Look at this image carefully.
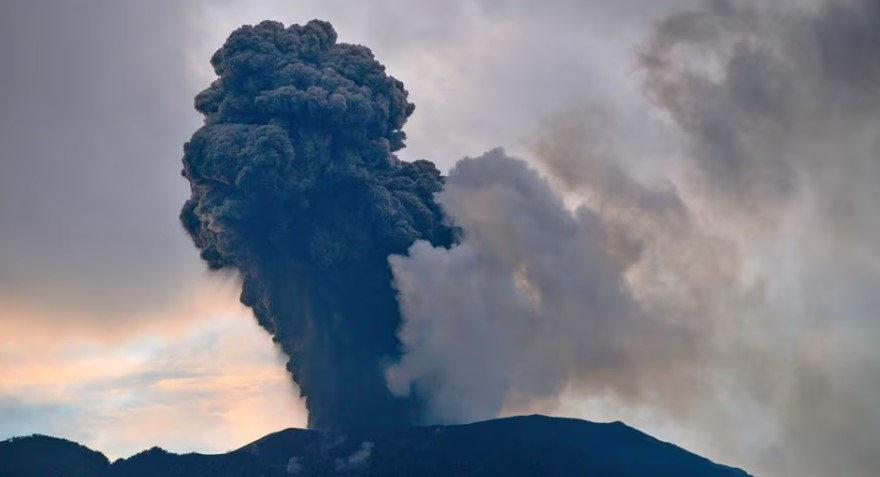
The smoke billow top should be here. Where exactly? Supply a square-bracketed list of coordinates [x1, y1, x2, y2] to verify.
[180, 20, 452, 429]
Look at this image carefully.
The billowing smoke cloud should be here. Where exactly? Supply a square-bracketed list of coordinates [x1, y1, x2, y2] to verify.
[387, 1, 880, 476]
[638, 1, 880, 475]
[180, 20, 453, 429]
[178, 6, 879, 475]
[385, 147, 721, 422]
[334, 441, 374, 472]
[387, 149, 699, 422]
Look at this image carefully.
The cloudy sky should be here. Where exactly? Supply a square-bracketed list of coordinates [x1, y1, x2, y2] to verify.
[1, 1, 878, 476]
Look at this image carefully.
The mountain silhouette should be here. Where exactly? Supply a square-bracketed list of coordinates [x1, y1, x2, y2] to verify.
[1, 415, 751, 476]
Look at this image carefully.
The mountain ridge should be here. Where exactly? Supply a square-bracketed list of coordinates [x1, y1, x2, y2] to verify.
[1, 415, 752, 476]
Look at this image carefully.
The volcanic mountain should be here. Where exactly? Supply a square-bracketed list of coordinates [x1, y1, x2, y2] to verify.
[1, 415, 751, 476]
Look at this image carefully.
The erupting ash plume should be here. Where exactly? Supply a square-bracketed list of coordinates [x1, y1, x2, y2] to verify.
[179, 5, 879, 474]
[180, 20, 453, 429]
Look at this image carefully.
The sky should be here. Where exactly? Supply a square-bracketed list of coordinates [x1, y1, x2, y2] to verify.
[1, 1, 878, 476]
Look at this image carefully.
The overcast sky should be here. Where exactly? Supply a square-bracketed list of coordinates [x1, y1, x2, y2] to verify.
[1, 1, 878, 476]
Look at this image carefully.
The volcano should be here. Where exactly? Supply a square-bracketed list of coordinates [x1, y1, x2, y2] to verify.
[1, 415, 750, 476]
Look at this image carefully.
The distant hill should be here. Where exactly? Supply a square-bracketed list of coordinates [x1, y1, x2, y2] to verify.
[1, 415, 752, 476]
[0, 434, 109, 477]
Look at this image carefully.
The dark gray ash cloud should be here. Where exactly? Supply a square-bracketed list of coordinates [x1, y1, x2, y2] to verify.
[179, 19, 454, 429]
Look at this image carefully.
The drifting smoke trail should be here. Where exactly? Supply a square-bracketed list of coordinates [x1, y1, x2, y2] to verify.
[387, 1, 880, 476]
[180, 20, 453, 429]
